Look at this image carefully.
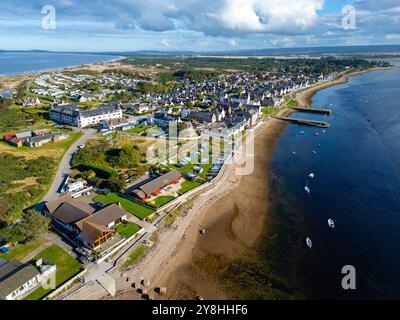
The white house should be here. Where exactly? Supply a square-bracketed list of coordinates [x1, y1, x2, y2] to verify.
[0, 259, 56, 300]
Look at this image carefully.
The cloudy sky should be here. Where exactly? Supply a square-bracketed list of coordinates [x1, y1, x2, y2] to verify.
[0, 0, 399, 52]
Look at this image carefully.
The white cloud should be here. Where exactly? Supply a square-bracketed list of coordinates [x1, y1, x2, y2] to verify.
[216, 0, 324, 34]
[161, 39, 171, 47]
[228, 39, 238, 47]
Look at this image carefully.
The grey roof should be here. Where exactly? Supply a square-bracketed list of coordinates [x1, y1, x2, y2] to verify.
[50, 104, 81, 117]
[0, 260, 40, 298]
[140, 170, 182, 196]
[80, 105, 121, 118]
[45, 195, 95, 215]
[15, 131, 32, 139]
[190, 111, 215, 122]
[30, 133, 65, 144]
[52, 202, 92, 225]
[75, 203, 127, 231]
[0, 259, 7, 268]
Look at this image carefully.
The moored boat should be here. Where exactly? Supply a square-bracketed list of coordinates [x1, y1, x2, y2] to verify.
[306, 237, 312, 248]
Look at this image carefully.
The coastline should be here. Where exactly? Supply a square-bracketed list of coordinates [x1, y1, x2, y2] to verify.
[296, 66, 397, 107]
[107, 116, 290, 300]
[105, 65, 396, 301]
[0, 55, 125, 92]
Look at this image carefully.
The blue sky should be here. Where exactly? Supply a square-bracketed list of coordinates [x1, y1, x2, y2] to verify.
[0, 0, 399, 52]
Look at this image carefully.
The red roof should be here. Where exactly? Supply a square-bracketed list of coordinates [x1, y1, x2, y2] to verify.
[3, 133, 16, 140]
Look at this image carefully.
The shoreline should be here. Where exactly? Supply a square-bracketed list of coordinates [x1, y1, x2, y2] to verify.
[105, 65, 395, 300]
[106, 117, 288, 300]
[296, 66, 397, 107]
[0, 54, 124, 79]
[0, 55, 126, 92]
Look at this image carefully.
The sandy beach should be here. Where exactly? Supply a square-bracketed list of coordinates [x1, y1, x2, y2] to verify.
[0, 57, 163, 92]
[104, 66, 398, 301]
[296, 66, 397, 108]
[105, 114, 290, 300]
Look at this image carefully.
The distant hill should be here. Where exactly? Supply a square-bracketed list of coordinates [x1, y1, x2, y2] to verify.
[1, 45, 400, 57]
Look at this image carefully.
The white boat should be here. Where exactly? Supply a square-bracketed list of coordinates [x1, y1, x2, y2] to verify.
[328, 219, 335, 228]
[322, 130, 326, 134]
[312, 150, 317, 154]
[315, 132, 320, 136]
[292, 151, 297, 155]
[309, 173, 315, 178]
[300, 131, 305, 135]
[306, 237, 312, 248]
[304, 185, 310, 194]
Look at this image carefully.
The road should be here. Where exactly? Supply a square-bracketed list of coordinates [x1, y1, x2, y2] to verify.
[43, 128, 97, 202]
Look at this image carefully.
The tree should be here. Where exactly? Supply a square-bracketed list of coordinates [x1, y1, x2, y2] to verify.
[106, 175, 126, 192]
[17, 209, 50, 241]
[0, 227, 24, 244]
[82, 170, 96, 180]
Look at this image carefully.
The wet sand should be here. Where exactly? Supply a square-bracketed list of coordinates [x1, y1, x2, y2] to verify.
[156, 122, 285, 299]
[109, 117, 288, 300]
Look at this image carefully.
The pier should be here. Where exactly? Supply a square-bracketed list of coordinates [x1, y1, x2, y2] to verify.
[287, 106, 332, 115]
[275, 116, 331, 128]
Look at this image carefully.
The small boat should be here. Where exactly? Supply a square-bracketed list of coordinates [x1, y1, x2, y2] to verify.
[292, 151, 297, 156]
[315, 132, 320, 136]
[306, 237, 312, 248]
[328, 219, 335, 228]
[300, 131, 305, 135]
[309, 173, 315, 178]
[322, 130, 326, 134]
[312, 150, 317, 154]
[304, 185, 310, 194]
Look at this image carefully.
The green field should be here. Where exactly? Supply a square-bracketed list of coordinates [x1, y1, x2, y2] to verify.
[93, 193, 154, 219]
[124, 125, 151, 134]
[24, 244, 83, 300]
[0, 238, 45, 261]
[287, 99, 299, 107]
[116, 223, 141, 238]
[147, 195, 175, 208]
[178, 179, 201, 194]
[261, 106, 277, 116]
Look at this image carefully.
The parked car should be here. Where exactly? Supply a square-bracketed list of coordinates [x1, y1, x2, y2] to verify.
[94, 202, 105, 209]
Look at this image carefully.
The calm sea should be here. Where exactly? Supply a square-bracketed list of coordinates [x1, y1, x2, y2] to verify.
[0, 52, 121, 76]
[268, 61, 400, 299]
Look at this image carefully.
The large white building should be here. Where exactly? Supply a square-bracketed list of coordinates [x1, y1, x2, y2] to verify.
[49, 104, 123, 128]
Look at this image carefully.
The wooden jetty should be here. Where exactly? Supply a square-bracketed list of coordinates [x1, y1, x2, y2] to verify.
[288, 106, 332, 115]
[275, 116, 331, 128]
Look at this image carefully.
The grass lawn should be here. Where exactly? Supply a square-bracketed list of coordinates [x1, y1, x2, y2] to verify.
[124, 126, 149, 134]
[121, 245, 148, 270]
[261, 106, 277, 116]
[178, 179, 201, 194]
[287, 99, 299, 107]
[93, 193, 154, 219]
[147, 195, 175, 208]
[24, 244, 83, 300]
[0, 237, 45, 261]
[116, 223, 141, 238]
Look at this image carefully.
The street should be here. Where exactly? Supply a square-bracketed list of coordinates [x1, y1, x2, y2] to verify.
[43, 128, 97, 202]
